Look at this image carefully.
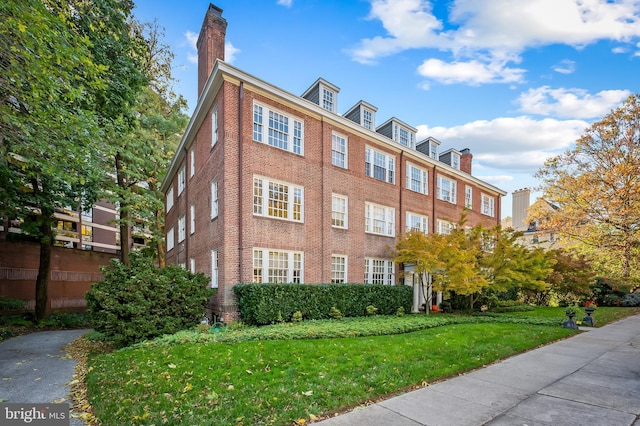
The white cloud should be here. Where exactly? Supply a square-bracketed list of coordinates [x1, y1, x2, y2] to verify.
[552, 59, 576, 74]
[516, 87, 630, 118]
[475, 175, 514, 186]
[416, 116, 588, 173]
[277, 0, 293, 6]
[417, 58, 525, 85]
[184, 31, 241, 65]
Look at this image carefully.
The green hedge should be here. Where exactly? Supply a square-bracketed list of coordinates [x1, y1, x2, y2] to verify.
[233, 283, 412, 325]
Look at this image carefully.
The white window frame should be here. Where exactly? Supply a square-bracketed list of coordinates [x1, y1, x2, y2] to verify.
[178, 165, 186, 195]
[465, 186, 473, 209]
[322, 86, 336, 113]
[331, 193, 348, 229]
[394, 124, 415, 149]
[190, 203, 195, 234]
[331, 132, 348, 168]
[253, 176, 304, 223]
[166, 186, 174, 213]
[211, 250, 218, 288]
[406, 163, 428, 195]
[365, 202, 395, 237]
[437, 219, 455, 235]
[437, 175, 457, 204]
[211, 105, 218, 147]
[253, 102, 304, 156]
[364, 258, 394, 285]
[253, 248, 303, 284]
[211, 180, 218, 219]
[365, 147, 395, 184]
[451, 152, 461, 170]
[190, 258, 196, 274]
[406, 212, 429, 234]
[166, 226, 174, 251]
[190, 149, 195, 177]
[362, 108, 374, 130]
[481, 193, 495, 217]
[331, 255, 348, 283]
[178, 215, 186, 242]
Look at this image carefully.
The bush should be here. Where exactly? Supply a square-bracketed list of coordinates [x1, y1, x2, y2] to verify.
[366, 305, 378, 316]
[621, 292, 640, 307]
[593, 277, 632, 306]
[0, 297, 28, 310]
[233, 283, 412, 325]
[86, 253, 212, 347]
[291, 311, 303, 322]
[329, 306, 343, 320]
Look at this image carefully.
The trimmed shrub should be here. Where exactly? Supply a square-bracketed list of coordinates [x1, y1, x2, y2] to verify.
[86, 253, 212, 347]
[621, 292, 640, 307]
[291, 311, 303, 322]
[233, 283, 412, 325]
[366, 305, 378, 316]
[329, 306, 343, 320]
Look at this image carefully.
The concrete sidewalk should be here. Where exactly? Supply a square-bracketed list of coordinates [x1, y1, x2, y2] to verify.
[0, 329, 90, 425]
[317, 314, 640, 426]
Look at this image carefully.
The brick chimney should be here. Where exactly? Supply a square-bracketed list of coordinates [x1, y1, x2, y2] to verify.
[460, 148, 472, 174]
[197, 4, 227, 97]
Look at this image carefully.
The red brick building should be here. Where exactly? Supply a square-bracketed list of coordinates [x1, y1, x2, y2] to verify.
[161, 4, 506, 321]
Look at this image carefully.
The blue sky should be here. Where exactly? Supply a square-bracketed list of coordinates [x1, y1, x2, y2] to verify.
[133, 0, 640, 218]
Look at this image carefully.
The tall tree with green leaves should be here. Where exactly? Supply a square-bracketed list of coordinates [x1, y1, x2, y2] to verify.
[0, 0, 106, 320]
[532, 94, 640, 281]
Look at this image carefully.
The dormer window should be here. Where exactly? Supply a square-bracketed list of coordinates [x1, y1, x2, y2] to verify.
[343, 100, 378, 130]
[429, 141, 438, 159]
[322, 87, 335, 113]
[302, 78, 340, 114]
[376, 117, 417, 150]
[451, 152, 460, 170]
[362, 108, 374, 130]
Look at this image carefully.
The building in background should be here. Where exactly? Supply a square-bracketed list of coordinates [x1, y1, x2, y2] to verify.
[161, 4, 507, 321]
[508, 188, 559, 248]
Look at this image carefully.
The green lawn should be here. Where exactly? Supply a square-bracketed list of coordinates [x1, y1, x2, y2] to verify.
[496, 306, 640, 325]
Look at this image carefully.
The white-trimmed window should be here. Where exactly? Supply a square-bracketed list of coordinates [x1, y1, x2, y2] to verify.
[331, 194, 348, 229]
[331, 255, 347, 283]
[365, 202, 395, 237]
[253, 248, 303, 283]
[406, 212, 429, 234]
[331, 133, 347, 168]
[166, 226, 174, 251]
[362, 108, 374, 130]
[212, 106, 218, 147]
[364, 258, 394, 285]
[437, 219, 455, 235]
[451, 152, 461, 170]
[190, 258, 196, 274]
[465, 186, 473, 209]
[365, 147, 395, 184]
[178, 215, 186, 242]
[166, 186, 174, 212]
[437, 176, 457, 204]
[429, 141, 438, 159]
[395, 125, 415, 149]
[407, 164, 428, 195]
[211, 250, 218, 288]
[322, 87, 335, 113]
[253, 176, 303, 222]
[253, 103, 303, 155]
[481, 193, 495, 217]
[211, 180, 218, 219]
[190, 149, 195, 177]
[190, 204, 195, 234]
[178, 165, 186, 195]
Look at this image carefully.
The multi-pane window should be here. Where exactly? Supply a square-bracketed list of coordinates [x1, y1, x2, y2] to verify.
[211, 180, 218, 219]
[211, 250, 218, 288]
[395, 125, 415, 149]
[331, 255, 347, 283]
[331, 133, 347, 168]
[365, 202, 395, 237]
[481, 193, 495, 217]
[364, 258, 394, 285]
[253, 103, 303, 155]
[178, 165, 186, 195]
[190, 258, 196, 274]
[166, 227, 174, 251]
[212, 106, 218, 147]
[253, 176, 303, 222]
[190, 149, 195, 177]
[407, 164, 428, 195]
[465, 186, 473, 209]
[178, 215, 186, 242]
[166, 186, 174, 212]
[253, 249, 303, 283]
[365, 147, 395, 184]
[190, 204, 195, 234]
[451, 152, 461, 170]
[437, 176, 457, 204]
[331, 194, 348, 228]
[437, 219, 455, 235]
[322, 87, 335, 112]
[429, 141, 438, 159]
[362, 109, 373, 130]
[406, 212, 429, 234]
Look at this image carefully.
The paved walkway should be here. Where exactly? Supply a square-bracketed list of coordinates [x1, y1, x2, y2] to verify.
[317, 314, 640, 426]
[0, 329, 89, 425]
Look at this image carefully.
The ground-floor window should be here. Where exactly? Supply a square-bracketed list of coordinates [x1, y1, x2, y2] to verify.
[253, 248, 303, 283]
[364, 258, 394, 285]
[331, 255, 347, 283]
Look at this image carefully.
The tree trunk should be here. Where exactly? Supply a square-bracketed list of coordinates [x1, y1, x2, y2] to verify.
[115, 152, 131, 265]
[35, 212, 54, 322]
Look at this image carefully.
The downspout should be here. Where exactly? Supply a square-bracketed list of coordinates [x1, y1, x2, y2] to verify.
[320, 120, 325, 283]
[399, 150, 404, 233]
[183, 147, 189, 266]
[238, 82, 244, 279]
[431, 164, 437, 234]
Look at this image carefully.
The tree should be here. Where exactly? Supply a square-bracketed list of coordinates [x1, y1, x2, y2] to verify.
[532, 94, 640, 280]
[531, 249, 595, 305]
[0, 0, 107, 320]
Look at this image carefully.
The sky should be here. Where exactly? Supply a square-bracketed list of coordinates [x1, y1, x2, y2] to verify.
[133, 0, 640, 219]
